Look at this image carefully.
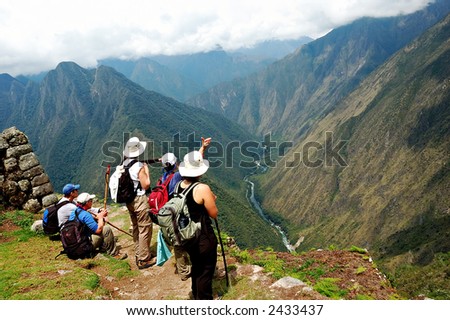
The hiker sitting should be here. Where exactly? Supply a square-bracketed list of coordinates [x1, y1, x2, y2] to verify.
[57, 183, 81, 228]
[68, 192, 127, 259]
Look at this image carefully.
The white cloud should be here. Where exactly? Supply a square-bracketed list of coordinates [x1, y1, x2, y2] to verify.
[0, 0, 433, 76]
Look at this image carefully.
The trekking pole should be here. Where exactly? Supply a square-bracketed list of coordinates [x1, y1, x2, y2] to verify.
[106, 220, 133, 237]
[103, 164, 133, 238]
[214, 218, 230, 287]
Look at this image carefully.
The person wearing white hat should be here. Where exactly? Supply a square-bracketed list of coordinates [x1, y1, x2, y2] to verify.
[64, 193, 127, 259]
[156, 137, 212, 280]
[123, 137, 154, 269]
[160, 137, 211, 197]
[177, 150, 218, 300]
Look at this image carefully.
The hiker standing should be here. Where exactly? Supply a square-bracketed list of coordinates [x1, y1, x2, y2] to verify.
[57, 183, 80, 227]
[123, 137, 154, 269]
[157, 137, 212, 280]
[69, 192, 127, 259]
[157, 152, 190, 280]
[178, 150, 218, 300]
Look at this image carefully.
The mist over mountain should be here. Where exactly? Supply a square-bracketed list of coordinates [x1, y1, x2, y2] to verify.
[187, 0, 450, 140]
[229, 37, 313, 59]
[98, 38, 312, 102]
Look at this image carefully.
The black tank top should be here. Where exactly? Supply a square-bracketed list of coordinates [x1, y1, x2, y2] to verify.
[177, 182, 213, 232]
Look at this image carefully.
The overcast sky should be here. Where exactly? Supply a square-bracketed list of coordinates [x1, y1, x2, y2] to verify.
[0, 0, 433, 76]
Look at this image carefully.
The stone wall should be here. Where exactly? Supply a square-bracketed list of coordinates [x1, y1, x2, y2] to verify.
[0, 127, 58, 213]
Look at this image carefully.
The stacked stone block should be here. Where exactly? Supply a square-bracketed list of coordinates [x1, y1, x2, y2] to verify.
[0, 127, 58, 213]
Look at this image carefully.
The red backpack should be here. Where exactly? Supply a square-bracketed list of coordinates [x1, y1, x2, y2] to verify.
[148, 173, 174, 220]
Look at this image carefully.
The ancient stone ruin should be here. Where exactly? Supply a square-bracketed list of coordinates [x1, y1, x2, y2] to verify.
[0, 127, 58, 213]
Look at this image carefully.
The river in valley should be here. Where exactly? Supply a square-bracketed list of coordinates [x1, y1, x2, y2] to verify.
[244, 168, 295, 252]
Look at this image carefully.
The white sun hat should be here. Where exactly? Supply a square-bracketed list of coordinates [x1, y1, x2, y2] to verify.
[76, 193, 96, 204]
[179, 151, 209, 177]
[161, 152, 177, 167]
[123, 137, 147, 158]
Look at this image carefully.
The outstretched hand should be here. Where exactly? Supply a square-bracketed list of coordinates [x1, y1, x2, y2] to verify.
[199, 137, 212, 156]
[202, 137, 212, 148]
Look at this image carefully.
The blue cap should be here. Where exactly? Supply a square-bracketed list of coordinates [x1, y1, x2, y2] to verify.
[62, 183, 80, 195]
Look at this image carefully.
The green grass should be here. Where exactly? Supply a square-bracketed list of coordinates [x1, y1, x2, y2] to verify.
[355, 266, 367, 274]
[0, 210, 134, 300]
[314, 278, 348, 299]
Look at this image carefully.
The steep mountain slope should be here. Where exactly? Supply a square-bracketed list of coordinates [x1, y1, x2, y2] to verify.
[259, 12, 450, 272]
[188, 0, 450, 140]
[0, 63, 285, 250]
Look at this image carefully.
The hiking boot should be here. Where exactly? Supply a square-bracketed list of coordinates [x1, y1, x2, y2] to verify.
[180, 274, 191, 281]
[137, 257, 156, 269]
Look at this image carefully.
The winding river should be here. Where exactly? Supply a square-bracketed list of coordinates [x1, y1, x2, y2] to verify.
[244, 168, 295, 252]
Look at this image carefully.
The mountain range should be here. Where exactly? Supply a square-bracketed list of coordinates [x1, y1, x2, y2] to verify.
[0, 63, 285, 251]
[1, 0, 449, 298]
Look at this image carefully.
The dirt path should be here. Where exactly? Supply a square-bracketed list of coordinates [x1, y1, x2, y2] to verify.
[101, 207, 192, 299]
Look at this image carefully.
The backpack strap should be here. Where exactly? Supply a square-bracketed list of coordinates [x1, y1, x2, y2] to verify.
[124, 159, 142, 192]
[161, 172, 175, 189]
[173, 181, 199, 198]
[56, 200, 71, 210]
[74, 208, 82, 221]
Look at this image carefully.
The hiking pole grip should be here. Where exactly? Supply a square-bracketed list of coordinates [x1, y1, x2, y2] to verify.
[214, 218, 230, 287]
[104, 165, 111, 210]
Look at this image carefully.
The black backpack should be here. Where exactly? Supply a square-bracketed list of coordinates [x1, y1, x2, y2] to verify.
[42, 200, 70, 235]
[58, 208, 94, 260]
[116, 159, 140, 203]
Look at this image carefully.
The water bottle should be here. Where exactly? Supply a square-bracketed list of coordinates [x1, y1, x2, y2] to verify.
[178, 214, 189, 229]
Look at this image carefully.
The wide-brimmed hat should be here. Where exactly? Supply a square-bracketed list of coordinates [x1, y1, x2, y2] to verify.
[162, 153, 177, 167]
[123, 137, 147, 158]
[62, 183, 80, 196]
[179, 151, 209, 177]
[76, 193, 96, 204]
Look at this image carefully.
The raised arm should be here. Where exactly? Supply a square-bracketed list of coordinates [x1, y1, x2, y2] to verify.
[199, 137, 212, 156]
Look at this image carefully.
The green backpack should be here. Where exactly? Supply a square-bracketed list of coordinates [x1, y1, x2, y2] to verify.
[156, 182, 201, 247]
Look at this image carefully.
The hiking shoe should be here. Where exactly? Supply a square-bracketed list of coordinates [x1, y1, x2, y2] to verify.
[137, 257, 156, 269]
[180, 274, 191, 281]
